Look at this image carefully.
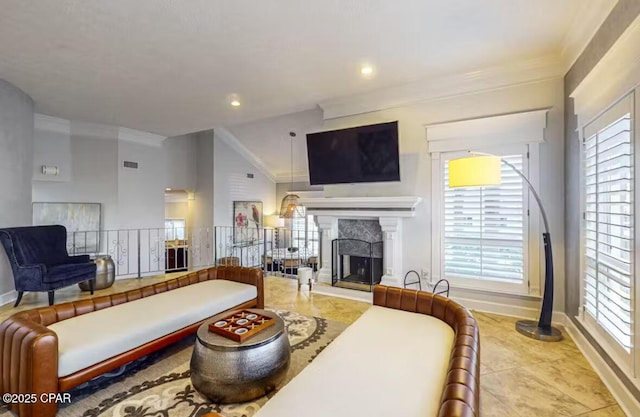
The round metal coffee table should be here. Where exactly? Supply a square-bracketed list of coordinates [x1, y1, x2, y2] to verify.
[190, 309, 290, 403]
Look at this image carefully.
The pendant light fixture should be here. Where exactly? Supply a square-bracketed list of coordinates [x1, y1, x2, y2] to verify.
[279, 131, 304, 218]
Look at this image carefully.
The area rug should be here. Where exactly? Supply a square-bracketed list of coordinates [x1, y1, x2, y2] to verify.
[1, 309, 347, 417]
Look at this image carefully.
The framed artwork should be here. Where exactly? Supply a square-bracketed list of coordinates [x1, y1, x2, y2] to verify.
[32, 202, 102, 253]
[233, 201, 263, 244]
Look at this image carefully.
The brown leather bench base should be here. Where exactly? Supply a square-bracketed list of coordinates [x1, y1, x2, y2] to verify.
[0, 265, 264, 417]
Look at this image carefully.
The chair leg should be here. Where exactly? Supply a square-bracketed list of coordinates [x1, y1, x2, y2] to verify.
[13, 291, 23, 307]
[48, 291, 55, 306]
[88, 279, 94, 295]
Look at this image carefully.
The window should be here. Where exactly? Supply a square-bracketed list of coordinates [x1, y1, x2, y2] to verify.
[291, 207, 319, 253]
[440, 147, 528, 292]
[582, 96, 634, 357]
[165, 219, 186, 240]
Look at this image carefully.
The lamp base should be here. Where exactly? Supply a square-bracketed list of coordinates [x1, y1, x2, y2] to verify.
[515, 320, 563, 342]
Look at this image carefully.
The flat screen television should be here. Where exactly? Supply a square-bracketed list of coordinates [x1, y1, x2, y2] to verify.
[306, 121, 400, 185]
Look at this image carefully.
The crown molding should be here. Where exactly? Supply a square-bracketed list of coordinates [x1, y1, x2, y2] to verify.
[318, 55, 564, 120]
[118, 127, 166, 147]
[300, 196, 423, 218]
[214, 127, 276, 182]
[35, 114, 166, 146]
[34, 114, 71, 134]
[560, 0, 618, 72]
[68, 120, 119, 140]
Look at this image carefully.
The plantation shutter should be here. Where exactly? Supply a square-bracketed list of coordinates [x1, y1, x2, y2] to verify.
[307, 214, 319, 253]
[443, 154, 525, 283]
[583, 107, 633, 352]
[292, 207, 306, 248]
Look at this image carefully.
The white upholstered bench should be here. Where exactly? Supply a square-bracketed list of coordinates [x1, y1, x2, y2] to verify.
[215, 285, 481, 417]
[49, 279, 256, 377]
[255, 305, 454, 417]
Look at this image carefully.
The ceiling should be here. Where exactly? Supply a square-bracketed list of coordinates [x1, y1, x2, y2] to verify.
[0, 0, 605, 140]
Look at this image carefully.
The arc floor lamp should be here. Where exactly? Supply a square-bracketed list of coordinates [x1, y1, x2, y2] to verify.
[448, 152, 562, 342]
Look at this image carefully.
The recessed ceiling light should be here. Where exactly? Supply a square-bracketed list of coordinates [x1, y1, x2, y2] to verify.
[230, 99, 241, 107]
[165, 188, 172, 191]
[360, 65, 374, 76]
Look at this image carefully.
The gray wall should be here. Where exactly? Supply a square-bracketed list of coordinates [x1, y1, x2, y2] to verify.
[32, 124, 71, 182]
[117, 140, 165, 230]
[565, 0, 640, 318]
[0, 79, 34, 296]
[191, 130, 215, 230]
[33, 121, 174, 232]
[564, 0, 640, 398]
[163, 133, 197, 191]
[32, 127, 119, 229]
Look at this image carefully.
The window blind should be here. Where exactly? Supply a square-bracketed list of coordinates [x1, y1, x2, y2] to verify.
[292, 207, 307, 248]
[165, 219, 185, 240]
[291, 208, 318, 252]
[443, 154, 525, 283]
[583, 113, 633, 352]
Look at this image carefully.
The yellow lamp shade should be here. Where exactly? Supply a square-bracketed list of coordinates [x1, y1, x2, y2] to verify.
[448, 155, 502, 188]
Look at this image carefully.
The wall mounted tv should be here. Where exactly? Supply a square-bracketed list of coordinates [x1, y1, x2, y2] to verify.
[306, 121, 400, 185]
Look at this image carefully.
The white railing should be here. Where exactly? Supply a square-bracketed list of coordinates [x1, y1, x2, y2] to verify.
[215, 226, 319, 276]
[67, 226, 320, 279]
[67, 227, 210, 278]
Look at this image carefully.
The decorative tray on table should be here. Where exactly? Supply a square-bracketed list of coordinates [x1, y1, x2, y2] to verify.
[208, 310, 275, 342]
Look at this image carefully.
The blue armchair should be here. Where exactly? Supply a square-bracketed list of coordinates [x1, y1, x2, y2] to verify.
[0, 225, 97, 306]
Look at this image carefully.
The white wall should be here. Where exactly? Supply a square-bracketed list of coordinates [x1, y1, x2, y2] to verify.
[0, 79, 34, 297]
[320, 77, 565, 313]
[214, 131, 277, 227]
[165, 202, 188, 221]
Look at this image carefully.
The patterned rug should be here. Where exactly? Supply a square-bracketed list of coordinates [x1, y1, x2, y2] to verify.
[1, 309, 346, 417]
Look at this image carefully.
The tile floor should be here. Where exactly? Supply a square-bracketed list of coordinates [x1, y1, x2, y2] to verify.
[0, 273, 627, 417]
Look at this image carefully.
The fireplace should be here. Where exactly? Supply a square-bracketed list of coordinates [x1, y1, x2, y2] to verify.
[298, 196, 422, 289]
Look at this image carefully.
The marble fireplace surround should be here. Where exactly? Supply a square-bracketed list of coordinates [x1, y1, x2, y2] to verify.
[299, 196, 422, 287]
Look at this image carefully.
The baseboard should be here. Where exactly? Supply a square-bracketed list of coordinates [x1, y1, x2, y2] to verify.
[452, 294, 566, 326]
[311, 285, 373, 303]
[310, 285, 566, 322]
[115, 271, 160, 280]
[0, 289, 17, 307]
[560, 313, 639, 417]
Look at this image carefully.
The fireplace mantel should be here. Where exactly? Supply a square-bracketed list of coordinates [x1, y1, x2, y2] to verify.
[299, 196, 422, 288]
[299, 196, 422, 218]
